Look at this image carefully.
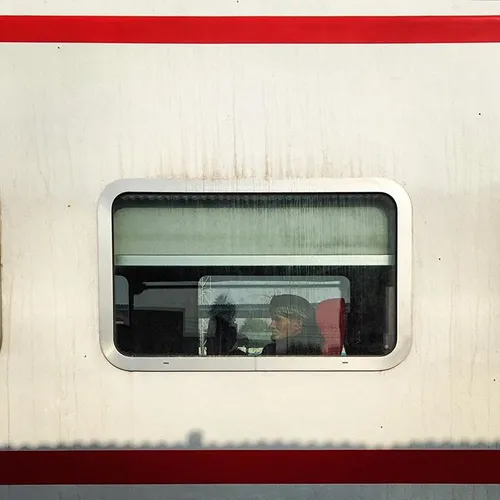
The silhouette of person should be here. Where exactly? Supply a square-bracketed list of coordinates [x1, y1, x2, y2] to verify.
[205, 295, 246, 356]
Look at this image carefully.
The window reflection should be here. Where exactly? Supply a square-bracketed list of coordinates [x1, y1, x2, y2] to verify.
[112, 192, 396, 358]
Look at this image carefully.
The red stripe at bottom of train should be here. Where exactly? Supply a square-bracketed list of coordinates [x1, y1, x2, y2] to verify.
[1, 16, 500, 44]
[0, 449, 499, 485]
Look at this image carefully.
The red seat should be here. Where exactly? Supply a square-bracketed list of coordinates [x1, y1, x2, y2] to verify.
[315, 298, 346, 356]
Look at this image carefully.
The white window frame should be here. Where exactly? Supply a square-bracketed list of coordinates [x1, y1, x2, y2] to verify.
[97, 178, 412, 372]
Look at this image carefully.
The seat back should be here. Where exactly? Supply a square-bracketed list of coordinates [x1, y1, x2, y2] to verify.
[315, 298, 346, 355]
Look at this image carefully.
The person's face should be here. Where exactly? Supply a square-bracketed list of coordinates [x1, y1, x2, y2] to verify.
[270, 314, 303, 340]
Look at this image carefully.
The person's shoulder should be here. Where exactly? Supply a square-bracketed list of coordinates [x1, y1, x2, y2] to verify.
[261, 343, 276, 355]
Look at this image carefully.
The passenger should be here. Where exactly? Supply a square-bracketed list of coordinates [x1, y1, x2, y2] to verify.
[261, 294, 323, 355]
[205, 295, 246, 356]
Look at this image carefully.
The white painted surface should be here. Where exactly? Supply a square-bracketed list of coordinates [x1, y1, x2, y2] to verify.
[1, 0, 500, 16]
[0, 6, 500, 479]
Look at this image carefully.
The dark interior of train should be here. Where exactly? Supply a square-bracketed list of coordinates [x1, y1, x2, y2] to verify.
[114, 265, 395, 357]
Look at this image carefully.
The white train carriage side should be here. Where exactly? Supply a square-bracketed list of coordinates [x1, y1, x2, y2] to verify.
[1, 2, 500, 498]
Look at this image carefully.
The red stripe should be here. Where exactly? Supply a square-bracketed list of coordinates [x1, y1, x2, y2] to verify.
[1, 16, 500, 44]
[0, 450, 499, 485]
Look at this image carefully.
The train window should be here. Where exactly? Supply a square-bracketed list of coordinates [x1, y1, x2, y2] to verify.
[98, 179, 411, 371]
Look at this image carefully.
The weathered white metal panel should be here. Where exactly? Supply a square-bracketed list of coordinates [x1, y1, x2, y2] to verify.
[0, 22, 500, 500]
[1, 40, 500, 449]
[2, 0, 500, 16]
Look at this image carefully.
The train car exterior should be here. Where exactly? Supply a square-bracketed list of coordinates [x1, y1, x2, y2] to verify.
[1, 1, 500, 498]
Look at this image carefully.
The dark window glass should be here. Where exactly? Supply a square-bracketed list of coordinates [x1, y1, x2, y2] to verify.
[112, 193, 396, 357]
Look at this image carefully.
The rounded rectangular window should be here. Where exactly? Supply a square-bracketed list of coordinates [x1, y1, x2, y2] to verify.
[98, 179, 411, 371]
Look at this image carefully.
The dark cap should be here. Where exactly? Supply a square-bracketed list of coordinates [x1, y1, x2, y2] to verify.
[269, 294, 313, 321]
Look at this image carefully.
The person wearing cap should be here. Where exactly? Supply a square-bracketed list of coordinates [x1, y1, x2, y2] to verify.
[261, 294, 323, 355]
